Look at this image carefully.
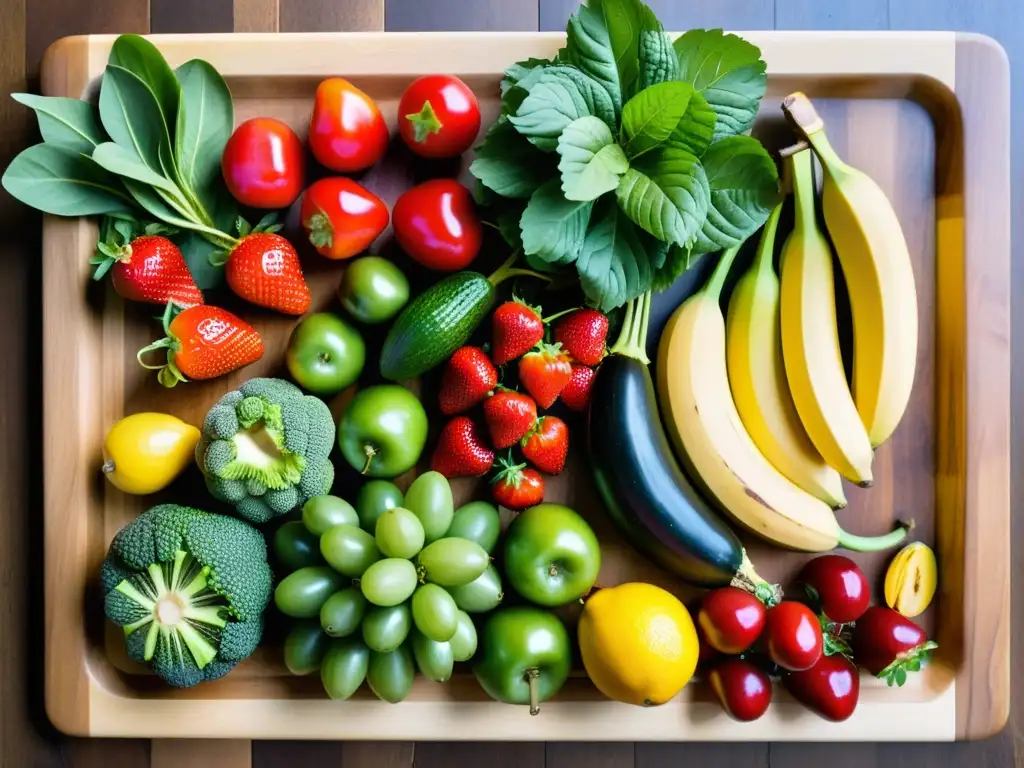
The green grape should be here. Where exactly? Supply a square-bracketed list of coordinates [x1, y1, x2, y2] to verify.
[403, 471, 454, 543]
[274, 566, 347, 619]
[448, 565, 503, 613]
[449, 611, 478, 662]
[446, 501, 501, 553]
[319, 587, 367, 638]
[356, 479, 404, 532]
[283, 620, 329, 675]
[303, 495, 359, 536]
[360, 558, 418, 607]
[320, 524, 381, 578]
[362, 603, 411, 653]
[375, 507, 426, 559]
[320, 637, 370, 700]
[411, 630, 454, 683]
[273, 520, 325, 571]
[411, 583, 458, 642]
[417, 537, 489, 587]
[367, 645, 415, 703]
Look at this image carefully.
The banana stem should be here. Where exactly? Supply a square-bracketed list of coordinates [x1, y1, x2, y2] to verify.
[838, 521, 912, 552]
[703, 245, 742, 301]
[754, 204, 783, 277]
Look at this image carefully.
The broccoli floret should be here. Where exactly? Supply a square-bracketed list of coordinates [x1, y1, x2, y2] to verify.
[197, 378, 336, 523]
[101, 504, 273, 688]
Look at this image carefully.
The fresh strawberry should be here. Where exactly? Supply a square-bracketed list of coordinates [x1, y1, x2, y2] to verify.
[91, 219, 203, 307]
[521, 416, 568, 474]
[226, 228, 311, 316]
[483, 388, 537, 449]
[439, 346, 497, 415]
[491, 454, 544, 510]
[560, 364, 596, 412]
[137, 302, 263, 388]
[431, 417, 495, 478]
[491, 299, 544, 365]
[552, 309, 608, 366]
[518, 343, 573, 408]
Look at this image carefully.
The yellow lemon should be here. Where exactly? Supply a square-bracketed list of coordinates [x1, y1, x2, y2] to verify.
[578, 582, 699, 706]
[102, 412, 201, 494]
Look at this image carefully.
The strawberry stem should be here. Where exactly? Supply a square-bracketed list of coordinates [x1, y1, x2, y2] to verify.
[488, 253, 553, 286]
[540, 307, 577, 324]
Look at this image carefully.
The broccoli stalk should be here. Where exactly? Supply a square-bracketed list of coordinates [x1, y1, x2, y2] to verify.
[113, 550, 228, 670]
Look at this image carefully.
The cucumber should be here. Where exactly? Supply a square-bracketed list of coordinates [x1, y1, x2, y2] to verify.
[379, 271, 494, 381]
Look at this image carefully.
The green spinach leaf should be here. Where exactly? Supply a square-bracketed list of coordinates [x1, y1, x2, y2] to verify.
[520, 179, 593, 265]
[691, 135, 781, 253]
[92, 141, 180, 194]
[637, 4, 676, 89]
[653, 243, 693, 290]
[11, 94, 107, 153]
[510, 69, 616, 151]
[674, 29, 767, 139]
[99, 64, 173, 175]
[665, 88, 716, 158]
[471, 120, 555, 199]
[576, 199, 667, 311]
[174, 59, 233, 215]
[620, 81, 696, 158]
[501, 58, 551, 95]
[109, 34, 180, 131]
[1, 144, 134, 216]
[615, 146, 710, 247]
[496, 203, 526, 252]
[557, 116, 628, 201]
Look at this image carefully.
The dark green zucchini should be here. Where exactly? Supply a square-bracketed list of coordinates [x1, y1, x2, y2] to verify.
[587, 292, 768, 589]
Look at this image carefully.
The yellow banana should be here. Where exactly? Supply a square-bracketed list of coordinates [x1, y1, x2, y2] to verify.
[784, 92, 919, 447]
[725, 203, 847, 509]
[779, 147, 875, 486]
[657, 247, 908, 554]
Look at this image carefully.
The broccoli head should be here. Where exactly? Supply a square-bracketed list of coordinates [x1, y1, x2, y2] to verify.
[197, 378, 336, 523]
[101, 504, 273, 688]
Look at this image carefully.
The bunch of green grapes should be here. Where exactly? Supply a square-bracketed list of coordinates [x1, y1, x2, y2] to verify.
[271, 471, 504, 702]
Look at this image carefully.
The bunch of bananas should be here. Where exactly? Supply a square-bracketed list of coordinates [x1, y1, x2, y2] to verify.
[656, 92, 916, 554]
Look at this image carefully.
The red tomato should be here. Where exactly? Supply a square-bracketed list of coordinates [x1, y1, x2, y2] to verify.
[764, 602, 823, 672]
[697, 586, 767, 655]
[398, 74, 481, 158]
[309, 77, 389, 173]
[708, 658, 772, 722]
[221, 117, 304, 209]
[797, 554, 870, 624]
[784, 654, 860, 722]
[392, 179, 482, 271]
[300, 177, 389, 260]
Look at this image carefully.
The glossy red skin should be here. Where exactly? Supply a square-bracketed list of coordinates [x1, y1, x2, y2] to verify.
[492, 468, 544, 510]
[398, 74, 481, 158]
[221, 117, 304, 209]
[698, 586, 767, 655]
[709, 658, 772, 722]
[309, 77, 389, 173]
[851, 606, 928, 675]
[764, 602, 823, 672]
[784, 654, 860, 722]
[392, 179, 482, 271]
[300, 177, 388, 260]
[798, 554, 870, 624]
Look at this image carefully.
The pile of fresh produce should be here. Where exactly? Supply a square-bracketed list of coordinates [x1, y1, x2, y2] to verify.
[4, 0, 938, 727]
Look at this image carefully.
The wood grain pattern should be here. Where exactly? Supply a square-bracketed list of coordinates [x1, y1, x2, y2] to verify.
[152, 0, 233, 33]
[233, 0, 279, 33]
[540, 0, 775, 31]
[548, 743, 635, 768]
[414, 743, 545, 768]
[280, 0, 384, 33]
[387, 0, 538, 31]
[151, 739, 251, 768]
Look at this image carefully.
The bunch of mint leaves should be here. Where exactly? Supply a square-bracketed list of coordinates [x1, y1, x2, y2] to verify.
[470, 0, 782, 312]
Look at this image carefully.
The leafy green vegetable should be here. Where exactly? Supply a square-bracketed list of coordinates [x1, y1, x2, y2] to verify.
[637, 3, 676, 90]
[616, 148, 710, 248]
[108, 34, 181, 131]
[471, 119, 556, 198]
[576, 200, 667, 312]
[510, 69, 616, 151]
[495, 204, 526, 253]
[174, 60, 233, 217]
[653, 244, 693, 291]
[690, 135, 781, 254]
[11, 94, 107, 153]
[99, 65, 174, 177]
[501, 58, 551, 96]
[92, 141, 180, 194]
[557, 116, 628, 201]
[520, 180, 594, 265]
[620, 82, 699, 159]
[674, 29, 768, 139]
[1, 144, 133, 216]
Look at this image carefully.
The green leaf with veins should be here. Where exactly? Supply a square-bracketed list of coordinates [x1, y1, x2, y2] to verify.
[673, 28, 768, 139]
[652, 244, 693, 291]
[520, 179, 594, 266]
[665, 88, 716, 158]
[576, 199, 668, 312]
[690, 135, 781, 254]
[616, 146, 710, 247]
[636, 4, 676, 90]
[174, 59, 234, 216]
[564, 0, 645, 115]
[93, 142, 181, 194]
[557, 116, 628, 201]
[109, 33, 181, 132]
[501, 57, 552, 96]
[510, 69, 616, 151]
[620, 81, 699, 159]
[99, 64, 175, 177]
[470, 119, 555, 198]
[11, 94, 107, 153]
[495, 204, 525, 253]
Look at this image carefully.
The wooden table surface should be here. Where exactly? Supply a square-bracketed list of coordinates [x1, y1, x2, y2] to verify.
[1, 0, 1019, 766]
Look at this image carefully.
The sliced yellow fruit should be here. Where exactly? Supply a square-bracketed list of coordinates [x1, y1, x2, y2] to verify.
[884, 542, 937, 617]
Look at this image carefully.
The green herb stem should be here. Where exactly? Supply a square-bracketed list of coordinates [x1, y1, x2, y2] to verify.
[608, 291, 651, 364]
[488, 253, 551, 286]
[703, 245, 741, 302]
